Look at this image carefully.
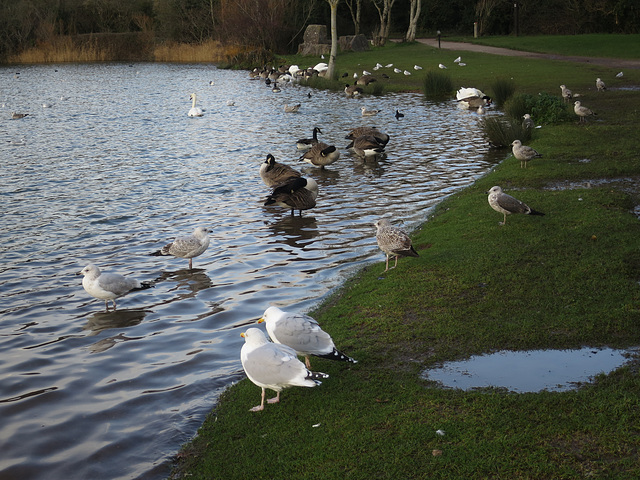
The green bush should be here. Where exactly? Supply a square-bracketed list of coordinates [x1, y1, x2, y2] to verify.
[490, 77, 516, 107]
[423, 70, 453, 99]
[480, 116, 532, 148]
[504, 92, 573, 125]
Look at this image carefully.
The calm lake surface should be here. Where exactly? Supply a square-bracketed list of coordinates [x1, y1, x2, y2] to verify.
[0, 63, 499, 479]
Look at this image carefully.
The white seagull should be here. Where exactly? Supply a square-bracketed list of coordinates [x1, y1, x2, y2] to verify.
[240, 328, 328, 412]
[486, 186, 544, 226]
[77, 264, 153, 311]
[414, 64, 422, 70]
[596, 78, 606, 92]
[259, 306, 357, 368]
[453, 56, 461, 63]
[511, 139, 542, 168]
[438, 64, 447, 69]
[574, 101, 596, 123]
[151, 226, 212, 269]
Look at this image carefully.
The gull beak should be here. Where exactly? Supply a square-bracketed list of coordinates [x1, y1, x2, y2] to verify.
[240, 332, 246, 338]
[257, 317, 265, 324]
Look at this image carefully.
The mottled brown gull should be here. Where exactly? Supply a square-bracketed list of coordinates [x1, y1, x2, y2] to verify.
[560, 85, 573, 102]
[259, 306, 357, 368]
[487, 186, 544, 226]
[151, 226, 211, 269]
[511, 139, 542, 168]
[240, 328, 328, 412]
[374, 218, 419, 272]
[77, 264, 153, 311]
[596, 78, 606, 92]
[574, 101, 597, 123]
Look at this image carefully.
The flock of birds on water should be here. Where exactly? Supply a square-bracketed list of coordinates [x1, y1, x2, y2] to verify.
[8, 55, 621, 412]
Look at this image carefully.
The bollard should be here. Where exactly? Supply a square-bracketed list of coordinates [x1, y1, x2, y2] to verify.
[437, 30, 441, 48]
[474, 22, 478, 38]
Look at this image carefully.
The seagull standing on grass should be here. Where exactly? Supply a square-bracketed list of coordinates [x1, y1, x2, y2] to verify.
[560, 85, 573, 102]
[596, 78, 606, 92]
[511, 139, 542, 168]
[574, 101, 597, 123]
[150, 226, 212, 269]
[77, 264, 154, 311]
[259, 306, 357, 368]
[522, 114, 535, 130]
[486, 186, 544, 226]
[374, 218, 419, 272]
[240, 328, 328, 412]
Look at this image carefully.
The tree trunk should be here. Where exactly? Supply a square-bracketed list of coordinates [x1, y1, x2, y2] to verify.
[405, 0, 422, 42]
[345, 0, 362, 35]
[372, 0, 396, 47]
[326, 0, 340, 80]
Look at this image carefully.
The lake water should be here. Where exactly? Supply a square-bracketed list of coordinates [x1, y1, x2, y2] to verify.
[0, 63, 498, 479]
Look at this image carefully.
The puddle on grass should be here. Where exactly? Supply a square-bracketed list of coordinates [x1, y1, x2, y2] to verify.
[422, 347, 637, 393]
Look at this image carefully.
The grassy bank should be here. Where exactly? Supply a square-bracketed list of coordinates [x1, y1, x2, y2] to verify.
[172, 39, 640, 479]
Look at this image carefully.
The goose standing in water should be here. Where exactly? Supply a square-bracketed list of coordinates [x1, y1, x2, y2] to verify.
[150, 226, 212, 269]
[11, 112, 29, 119]
[259, 154, 301, 188]
[345, 126, 390, 147]
[264, 176, 319, 216]
[344, 83, 363, 98]
[346, 135, 386, 159]
[299, 142, 340, 169]
[188, 93, 203, 117]
[296, 127, 322, 151]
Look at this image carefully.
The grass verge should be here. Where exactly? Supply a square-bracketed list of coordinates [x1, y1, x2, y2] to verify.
[172, 38, 640, 479]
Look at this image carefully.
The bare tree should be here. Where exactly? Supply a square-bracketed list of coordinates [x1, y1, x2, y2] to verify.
[475, 0, 501, 36]
[405, 0, 422, 42]
[326, 0, 340, 80]
[345, 0, 362, 35]
[372, 0, 397, 46]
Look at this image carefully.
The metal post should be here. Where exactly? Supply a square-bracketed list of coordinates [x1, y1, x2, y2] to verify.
[514, 3, 519, 37]
[474, 22, 478, 38]
[437, 30, 441, 48]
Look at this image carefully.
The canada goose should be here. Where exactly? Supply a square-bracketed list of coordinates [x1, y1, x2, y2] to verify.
[188, 93, 203, 117]
[11, 112, 28, 119]
[258, 306, 357, 369]
[356, 74, 377, 86]
[264, 176, 319, 215]
[344, 83, 363, 98]
[560, 85, 572, 102]
[456, 87, 492, 109]
[596, 78, 606, 92]
[240, 328, 328, 412]
[296, 127, 322, 150]
[150, 226, 212, 269]
[259, 154, 301, 188]
[374, 219, 419, 272]
[487, 186, 544, 226]
[284, 103, 301, 113]
[361, 106, 381, 116]
[522, 114, 535, 130]
[574, 101, 596, 123]
[299, 142, 340, 168]
[76, 264, 153, 311]
[511, 139, 542, 168]
[346, 135, 386, 159]
[345, 127, 390, 147]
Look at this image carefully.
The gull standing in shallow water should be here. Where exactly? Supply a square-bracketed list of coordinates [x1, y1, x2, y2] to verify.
[259, 306, 357, 368]
[374, 219, 419, 272]
[511, 139, 542, 168]
[487, 186, 545, 226]
[150, 226, 212, 269]
[240, 328, 328, 412]
[77, 264, 153, 311]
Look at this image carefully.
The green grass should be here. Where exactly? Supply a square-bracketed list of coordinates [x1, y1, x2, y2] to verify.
[448, 33, 640, 59]
[172, 38, 640, 479]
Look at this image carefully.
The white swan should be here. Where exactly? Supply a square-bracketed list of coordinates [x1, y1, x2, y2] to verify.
[188, 93, 204, 117]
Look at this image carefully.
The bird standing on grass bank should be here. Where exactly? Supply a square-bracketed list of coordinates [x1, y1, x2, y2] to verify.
[560, 85, 573, 102]
[259, 306, 357, 368]
[511, 139, 542, 168]
[151, 226, 212, 270]
[596, 78, 606, 91]
[240, 328, 328, 412]
[486, 186, 544, 226]
[77, 264, 153, 311]
[522, 114, 535, 130]
[374, 219, 419, 272]
[574, 101, 597, 123]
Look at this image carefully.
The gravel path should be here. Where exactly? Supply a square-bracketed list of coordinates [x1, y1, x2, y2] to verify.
[418, 38, 640, 70]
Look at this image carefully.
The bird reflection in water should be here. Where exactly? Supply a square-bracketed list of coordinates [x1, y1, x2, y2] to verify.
[83, 309, 148, 335]
[153, 268, 214, 300]
[264, 215, 319, 249]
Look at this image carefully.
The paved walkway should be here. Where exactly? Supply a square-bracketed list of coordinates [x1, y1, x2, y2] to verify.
[418, 38, 640, 70]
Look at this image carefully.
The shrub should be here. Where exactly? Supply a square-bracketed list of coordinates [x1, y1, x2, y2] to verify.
[480, 116, 531, 148]
[504, 92, 573, 125]
[423, 70, 453, 99]
[490, 77, 516, 107]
